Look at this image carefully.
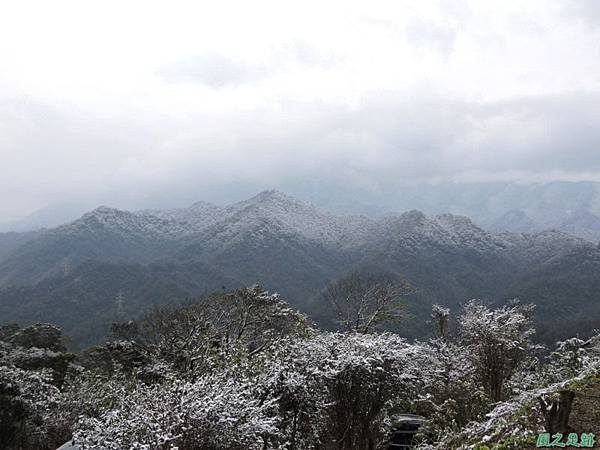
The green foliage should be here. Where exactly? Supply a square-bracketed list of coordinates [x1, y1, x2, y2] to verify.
[493, 434, 536, 450]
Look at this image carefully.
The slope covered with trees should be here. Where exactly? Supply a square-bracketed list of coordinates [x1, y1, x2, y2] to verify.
[0, 191, 598, 346]
[2, 285, 600, 449]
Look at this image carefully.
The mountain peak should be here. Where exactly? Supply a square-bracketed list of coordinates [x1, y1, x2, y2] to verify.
[81, 206, 131, 222]
[436, 212, 480, 229]
[59, 205, 192, 239]
[555, 209, 600, 242]
[562, 208, 600, 226]
[189, 200, 220, 210]
[490, 209, 538, 233]
[231, 190, 313, 213]
[401, 209, 427, 221]
[246, 189, 300, 205]
[90, 205, 123, 214]
[210, 189, 371, 245]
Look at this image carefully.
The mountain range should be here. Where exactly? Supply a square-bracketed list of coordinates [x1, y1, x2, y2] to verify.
[304, 181, 600, 242]
[0, 190, 599, 347]
[5, 181, 600, 242]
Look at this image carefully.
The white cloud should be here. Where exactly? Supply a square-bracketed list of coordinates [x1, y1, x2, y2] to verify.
[0, 0, 599, 217]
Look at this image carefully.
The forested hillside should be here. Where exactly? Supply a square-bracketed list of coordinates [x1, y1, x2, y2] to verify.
[1, 191, 599, 346]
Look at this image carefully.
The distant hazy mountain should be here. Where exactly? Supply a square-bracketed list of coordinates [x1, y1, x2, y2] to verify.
[0, 190, 598, 346]
[0, 201, 93, 232]
[297, 180, 600, 242]
[558, 208, 600, 242]
[138, 200, 226, 231]
[4, 181, 600, 242]
[489, 209, 539, 233]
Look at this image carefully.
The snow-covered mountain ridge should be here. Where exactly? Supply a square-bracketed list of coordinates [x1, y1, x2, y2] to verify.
[1, 190, 600, 347]
[53, 190, 374, 248]
[56, 206, 190, 239]
[15, 190, 594, 261]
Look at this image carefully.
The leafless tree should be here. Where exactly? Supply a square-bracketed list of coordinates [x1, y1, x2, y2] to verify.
[110, 285, 308, 373]
[430, 304, 450, 341]
[324, 271, 411, 334]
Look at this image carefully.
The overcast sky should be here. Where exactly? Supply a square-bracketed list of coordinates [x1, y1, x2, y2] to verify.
[1, 0, 600, 219]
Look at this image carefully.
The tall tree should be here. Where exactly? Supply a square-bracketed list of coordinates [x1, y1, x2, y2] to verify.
[458, 300, 538, 403]
[324, 271, 410, 334]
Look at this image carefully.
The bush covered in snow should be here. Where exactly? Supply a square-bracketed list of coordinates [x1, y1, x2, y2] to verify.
[3, 287, 600, 450]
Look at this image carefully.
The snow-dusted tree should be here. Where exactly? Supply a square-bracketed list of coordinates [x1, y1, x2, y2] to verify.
[202, 285, 309, 355]
[0, 365, 65, 449]
[547, 337, 589, 381]
[263, 332, 422, 450]
[73, 288, 428, 450]
[259, 335, 333, 449]
[538, 334, 600, 386]
[408, 305, 487, 442]
[414, 339, 487, 442]
[0, 323, 20, 342]
[324, 271, 410, 334]
[57, 368, 132, 425]
[318, 332, 422, 449]
[106, 285, 309, 375]
[0, 323, 80, 448]
[0, 323, 75, 387]
[458, 300, 538, 403]
[80, 338, 153, 377]
[73, 374, 280, 450]
[8, 323, 66, 352]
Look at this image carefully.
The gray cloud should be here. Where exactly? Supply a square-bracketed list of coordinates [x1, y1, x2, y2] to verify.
[562, 0, 600, 27]
[3, 89, 600, 218]
[2, 1, 600, 220]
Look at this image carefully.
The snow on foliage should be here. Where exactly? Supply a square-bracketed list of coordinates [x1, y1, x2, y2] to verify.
[73, 375, 279, 450]
[5, 287, 600, 450]
[71, 331, 423, 450]
[458, 300, 540, 403]
[0, 355, 66, 448]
